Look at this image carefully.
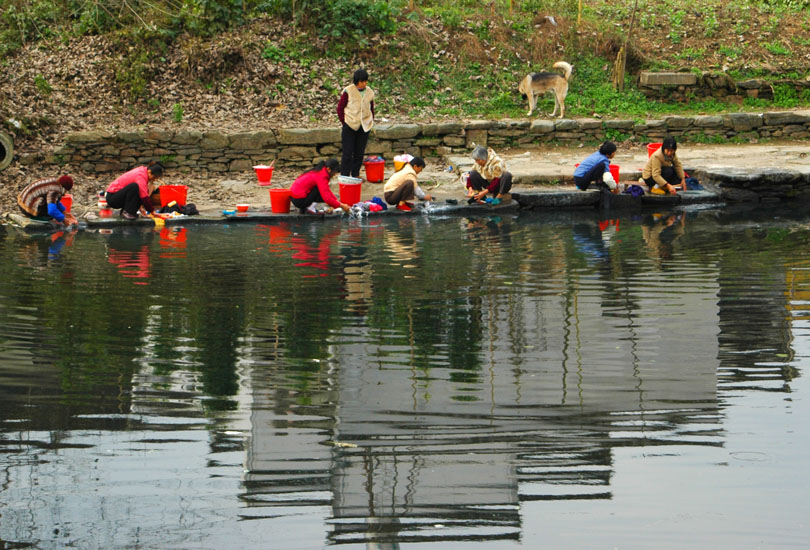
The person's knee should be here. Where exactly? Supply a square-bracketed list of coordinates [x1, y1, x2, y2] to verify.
[468, 171, 486, 188]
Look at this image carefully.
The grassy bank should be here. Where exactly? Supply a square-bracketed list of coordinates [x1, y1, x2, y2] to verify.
[2, 0, 810, 140]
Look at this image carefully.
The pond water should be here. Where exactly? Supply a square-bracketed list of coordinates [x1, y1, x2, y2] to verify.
[1, 205, 809, 549]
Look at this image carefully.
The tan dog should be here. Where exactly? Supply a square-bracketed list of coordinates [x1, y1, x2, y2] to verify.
[518, 61, 573, 118]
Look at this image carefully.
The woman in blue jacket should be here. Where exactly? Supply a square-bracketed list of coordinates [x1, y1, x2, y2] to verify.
[574, 141, 618, 192]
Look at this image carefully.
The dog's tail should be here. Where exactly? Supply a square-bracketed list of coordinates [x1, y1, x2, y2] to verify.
[553, 61, 573, 82]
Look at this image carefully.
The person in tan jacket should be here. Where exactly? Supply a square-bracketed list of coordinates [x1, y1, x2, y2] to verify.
[383, 157, 432, 211]
[337, 68, 375, 178]
[642, 136, 686, 195]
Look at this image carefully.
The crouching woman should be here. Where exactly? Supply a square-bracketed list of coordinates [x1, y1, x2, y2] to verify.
[467, 146, 512, 205]
[642, 136, 686, 195]
[17, 174, 78, 227]
[384, 157, 432, 211]
[290, 159, 351, 214]
[106, 162, 164, 220]
[574, 141, 619, 193]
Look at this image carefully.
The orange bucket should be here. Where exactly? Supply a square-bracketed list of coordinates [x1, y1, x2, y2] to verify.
[647, 143, 662, 157]
[254, 165, 274, 185]
[339, 182, 362, 205]
[159, 185, 188, 206]
[609, 164, 620, 183]
[363, 160, 385, 183]
[269, 188, 291, 213]
[61, 194, 73, 213]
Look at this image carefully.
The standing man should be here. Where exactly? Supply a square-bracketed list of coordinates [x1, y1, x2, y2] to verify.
[337, 68, 375, 178]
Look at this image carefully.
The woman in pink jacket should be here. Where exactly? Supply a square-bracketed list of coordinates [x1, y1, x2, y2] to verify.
[290, 159, 351, 214]
[105, 162, 164, 219]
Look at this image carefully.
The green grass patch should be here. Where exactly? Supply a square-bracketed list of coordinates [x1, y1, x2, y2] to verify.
[172, 103, 184, 123]
[762, 41, 791, 55]
[34, 75, 52, 95]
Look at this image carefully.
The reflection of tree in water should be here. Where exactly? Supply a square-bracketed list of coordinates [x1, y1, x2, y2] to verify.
[711, 222, 801, 391]
[243, 209, 806, 546]
[5, 209, 810, 547]
[0, 230, 162, 430]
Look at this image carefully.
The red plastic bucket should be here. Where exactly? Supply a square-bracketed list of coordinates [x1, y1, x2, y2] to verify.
[609, 164, 620, 183]
[254, 165, 274, 185]
[61, 194, 73, 213]
[159, 185, 188, 206]
[363, 160, 385, 183]
[339, 182, 362, 205]
[647, 143, 662, 157]
[269, 188, 291, 213]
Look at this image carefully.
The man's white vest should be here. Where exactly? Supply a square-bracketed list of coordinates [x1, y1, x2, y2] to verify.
[343, 84, 374, 132]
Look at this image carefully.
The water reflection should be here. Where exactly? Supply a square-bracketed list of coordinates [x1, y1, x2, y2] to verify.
[106, 228, 153, 284]
[158, 226, 187, 258]
[1, 206, 809, 548]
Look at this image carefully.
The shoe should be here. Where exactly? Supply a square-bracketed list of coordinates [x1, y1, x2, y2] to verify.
[467, 197, 478, 205]
[490, 198, 501, 206]
[121, 211, 137, 220]
[396, 203, 412, 211]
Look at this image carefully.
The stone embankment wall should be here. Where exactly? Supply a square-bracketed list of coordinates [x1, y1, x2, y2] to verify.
[638, 72, 810, 102]
[697, 167, 810, 203]
[51, 110, 810, 176]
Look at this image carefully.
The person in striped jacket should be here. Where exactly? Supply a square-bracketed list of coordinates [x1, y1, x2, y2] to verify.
[466, 146, 513, 205]
[17, 175, 77, 226]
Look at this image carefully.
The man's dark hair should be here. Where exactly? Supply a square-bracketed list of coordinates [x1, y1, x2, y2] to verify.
[147, 161, 165, 178]
[308, 158, 340, 173]
[662, 136, 678, 151]
[353, 69, 369, 85]
[410, 157, 426, 168]
[599, 141, 617, 156]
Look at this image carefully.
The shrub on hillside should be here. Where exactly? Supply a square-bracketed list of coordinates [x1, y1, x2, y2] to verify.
[259, 0, 400, 41]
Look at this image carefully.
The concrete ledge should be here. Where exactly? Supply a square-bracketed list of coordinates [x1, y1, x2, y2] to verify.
[641, 194, 682, 207]
[680, 190, 723, 205]
[512, 191, 600, 208]
[696, 167, 810, 202]
[599, 192, 643, 210]
[639, 72, 698, 86]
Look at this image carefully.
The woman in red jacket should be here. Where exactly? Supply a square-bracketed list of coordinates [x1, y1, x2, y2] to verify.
[105, 162, 164, 219]
[290, 159, 351, 214]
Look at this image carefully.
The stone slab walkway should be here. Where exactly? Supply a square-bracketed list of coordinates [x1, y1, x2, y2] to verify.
[442, 142, 810, 187]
